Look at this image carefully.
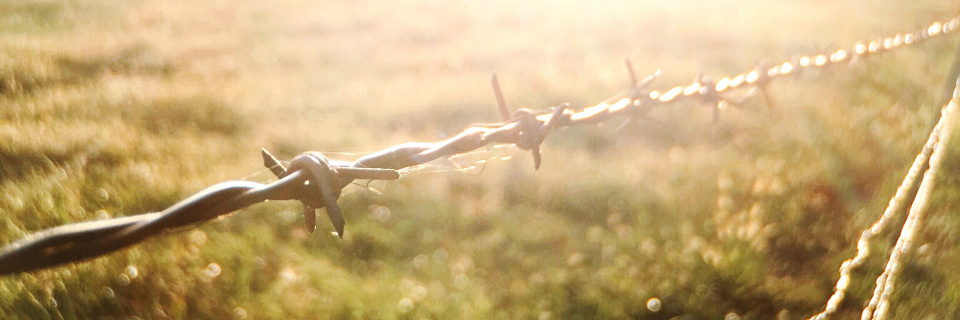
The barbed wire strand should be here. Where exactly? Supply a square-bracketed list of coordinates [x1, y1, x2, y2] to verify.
[806, 72, 959, 320]
[860, 74, 960, 320]
[807, 35, 960, 320]
[0, 16, 958, 283]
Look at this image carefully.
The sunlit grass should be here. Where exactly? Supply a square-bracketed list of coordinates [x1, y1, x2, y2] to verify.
[1, 0, 960, 319]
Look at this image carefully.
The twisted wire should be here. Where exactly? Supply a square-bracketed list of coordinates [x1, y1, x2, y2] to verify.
[861, 75, 960, 320]
[0, 163, 399, 275]
[0, 16, 958, 286]
[359, 16, 960, 174]
[806, 75, 957, 320]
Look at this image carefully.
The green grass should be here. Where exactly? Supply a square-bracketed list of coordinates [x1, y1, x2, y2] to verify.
[2, 0, 960, 319]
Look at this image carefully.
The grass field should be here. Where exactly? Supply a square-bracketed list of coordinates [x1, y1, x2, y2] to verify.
[2, 0, 960, 319]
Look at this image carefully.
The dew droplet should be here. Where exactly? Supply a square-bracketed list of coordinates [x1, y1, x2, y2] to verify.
[369, 205, 391, 222]
[233, 307, 247, 319]
[413, 254, 429, 270]
[397, 298, 414, 313]
[97, 188, 110, 201]
[776, 309, 791, 320]
[40, 196, 55, 212]
[117, 274, 130, 286]
[203, 263, 222, 278]
[253, 257, 267, 270]
[646, 297, 661, 312]
[411, 286, 428, 301]
[538, 311, 552, 320]
[433, 248, 448, 262]
[454, 274, 470, 290]
[280, 267, 297, 284]
[154, 306, 168, 318]
[125, 265, 139, 279]
[189, 230, 207, 245]
[399, 279, 415, 292]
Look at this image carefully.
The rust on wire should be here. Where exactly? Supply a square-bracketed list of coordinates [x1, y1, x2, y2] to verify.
[0, 15, 958, 278]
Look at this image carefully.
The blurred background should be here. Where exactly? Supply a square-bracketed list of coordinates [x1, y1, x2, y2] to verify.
[2, 0, 960, 319]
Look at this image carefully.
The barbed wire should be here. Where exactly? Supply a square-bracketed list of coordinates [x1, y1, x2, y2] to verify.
[805, 67, 960, 320]
[862, 75, 960, 320]
[0, 160, 400, 275]
[1, 14, 959, 319]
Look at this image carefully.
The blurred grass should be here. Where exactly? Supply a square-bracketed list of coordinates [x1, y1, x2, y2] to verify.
[1, 0, 960, 319]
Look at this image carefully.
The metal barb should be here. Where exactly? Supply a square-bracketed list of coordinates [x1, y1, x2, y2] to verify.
[491, 73, 511, 122]
[512, 109, 544, 169]
[262, 148, 287, 177]
[511, 104, 569, 170]
[283, 152, 345, 238]
[693, 74, 724, 123]
[303, 204, 317, 232]
[272, 151, 401, 239]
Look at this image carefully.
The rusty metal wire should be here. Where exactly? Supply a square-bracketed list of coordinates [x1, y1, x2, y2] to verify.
[0, 15, 958, 286]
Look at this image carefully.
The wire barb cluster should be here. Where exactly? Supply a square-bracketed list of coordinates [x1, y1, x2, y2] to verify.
[0, 18, 958, 320]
